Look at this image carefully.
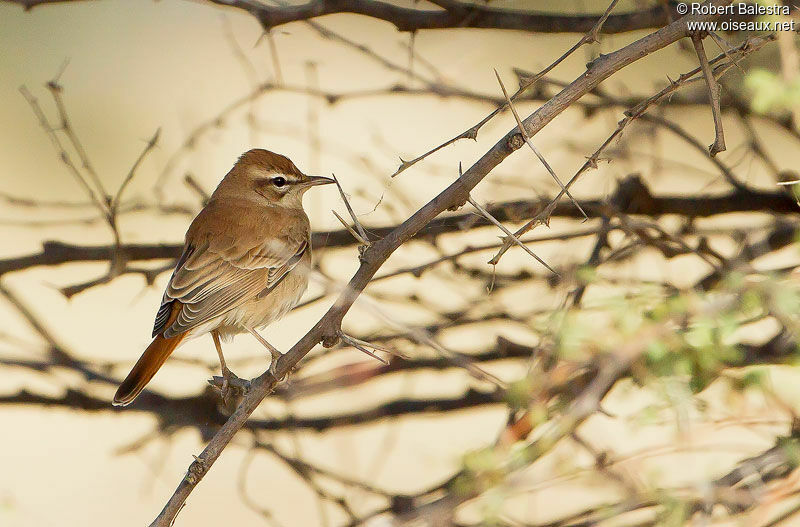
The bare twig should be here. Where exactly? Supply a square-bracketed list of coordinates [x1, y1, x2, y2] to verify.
[493, 68, 587, 219]
[183, 174, 210, 204]
[331, 210, 369, 246]
[150, 7, 729, 523]
[211, 0, 685, 34]
[390, 0, 621, 177]
[110, 128, 161, 215]
[708, 31, 747, 75]
[691, 32, 726, 156]
[332, 174, 369, 247]
[338, 332, 389, 364]
[45, 77, 109, 202]
[489, 29, 771, 265]
[265, 30, 283, 84]
[18, 85, 109, 215]
[467, 194, 558, 275]
[2, 181, 794, 280]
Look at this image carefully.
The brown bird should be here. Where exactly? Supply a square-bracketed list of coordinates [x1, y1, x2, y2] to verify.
[113, 149, 333, 406]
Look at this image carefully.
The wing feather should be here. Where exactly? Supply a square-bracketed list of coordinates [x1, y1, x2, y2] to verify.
[151, 200, 309, 338]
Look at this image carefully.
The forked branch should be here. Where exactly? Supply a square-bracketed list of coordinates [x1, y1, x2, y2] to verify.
[148, 4, 735, 525]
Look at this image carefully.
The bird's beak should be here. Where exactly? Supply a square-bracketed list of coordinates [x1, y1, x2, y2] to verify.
[303, 175, 335, 187]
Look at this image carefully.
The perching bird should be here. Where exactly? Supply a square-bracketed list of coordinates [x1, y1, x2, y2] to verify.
[113, 149, 333, 406]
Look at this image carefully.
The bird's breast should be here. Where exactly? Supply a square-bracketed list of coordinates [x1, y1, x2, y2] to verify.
[214, 257, 311, 339]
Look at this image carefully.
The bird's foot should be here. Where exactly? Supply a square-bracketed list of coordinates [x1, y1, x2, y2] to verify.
[220, 366, 232, 397]
[268, 349, 285, 381]
[245, 327, 287, 381]
[209, 367, 250, 404]
[223, 366, 250, 400]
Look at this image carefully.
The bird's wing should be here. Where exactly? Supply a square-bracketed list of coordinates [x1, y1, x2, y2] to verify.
[152, 207, 308, 338]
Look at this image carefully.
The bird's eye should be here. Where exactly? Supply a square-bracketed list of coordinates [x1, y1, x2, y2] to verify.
[272, 176, 287, 188]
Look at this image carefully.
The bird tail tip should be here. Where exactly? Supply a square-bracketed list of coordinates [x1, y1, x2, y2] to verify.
[113, 332, 186, 406]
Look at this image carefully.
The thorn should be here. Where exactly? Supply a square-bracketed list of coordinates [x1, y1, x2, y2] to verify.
[469, 195, 558, 276]
[339, 331, 391, 364]
[494, 69, 587, 220]
[332, 210, 368, 245]
[332, 174, 370, 245]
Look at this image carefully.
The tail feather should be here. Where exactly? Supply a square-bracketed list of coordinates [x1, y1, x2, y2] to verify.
[113, 333, 187, 406]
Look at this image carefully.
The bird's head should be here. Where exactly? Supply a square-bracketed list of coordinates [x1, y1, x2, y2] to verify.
[214, 148, 334, 208]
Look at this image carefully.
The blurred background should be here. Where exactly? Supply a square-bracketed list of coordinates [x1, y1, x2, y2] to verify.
[2, 1, 800, 526]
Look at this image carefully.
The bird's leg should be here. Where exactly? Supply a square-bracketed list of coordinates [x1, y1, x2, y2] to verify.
[211, 330, 237, 401]
[246, 327, 283, 378]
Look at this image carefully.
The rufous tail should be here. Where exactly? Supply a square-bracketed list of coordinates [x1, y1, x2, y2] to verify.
[113, 333, 187, 406]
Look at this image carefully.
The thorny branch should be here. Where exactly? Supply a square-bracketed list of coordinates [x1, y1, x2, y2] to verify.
[489, 30, 775, 265]
[692, 32, 727, 156]
[4, 1, 800, 526]
[391, 0, 621, 177]
[5, 179, 798, 280]
[143, 4, 747, 525]
[493, 69, 587, 220]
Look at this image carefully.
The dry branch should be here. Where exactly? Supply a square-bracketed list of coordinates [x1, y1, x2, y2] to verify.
[494, 69, 586, 219]
[5, 2, 796, 526]
[467, 195, 557, 275]
[3, 181, 797, 280]
[331, 174, 369, 247]
[204, 0, 681, 34]
[392, 0, 621, 177]
[147, 4, 737, 525]
[489, 29, 773, 265]
[692, 33, 727, 155]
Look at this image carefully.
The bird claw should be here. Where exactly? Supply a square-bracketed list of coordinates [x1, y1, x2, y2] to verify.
[268, 350, 286, 381]
[210, 366, 249, 404]
[246, 327, 288, 381]
[221, 367, 232, 397]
